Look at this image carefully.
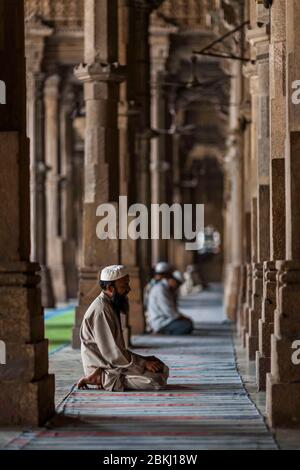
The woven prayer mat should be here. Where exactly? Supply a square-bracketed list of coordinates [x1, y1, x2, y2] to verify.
[6, 288, 277, 450]
[7, 331, 277, 450]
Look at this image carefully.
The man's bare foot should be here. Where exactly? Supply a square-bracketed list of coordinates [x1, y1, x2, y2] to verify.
[77, 368, 102, 390]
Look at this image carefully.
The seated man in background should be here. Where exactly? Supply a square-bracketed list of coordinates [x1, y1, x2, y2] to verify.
[148, 271, 194, 335]
[77, 265, 169, 391]
[143, 261, 172, 333]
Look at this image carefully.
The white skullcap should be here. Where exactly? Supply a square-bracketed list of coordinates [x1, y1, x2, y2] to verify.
[172, 270, 184, 284]
[155, 261, 172, 274]
[100, 265, 129, 282]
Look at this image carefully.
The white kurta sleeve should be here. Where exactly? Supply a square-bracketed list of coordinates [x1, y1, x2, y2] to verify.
[93, 309, 146, 375]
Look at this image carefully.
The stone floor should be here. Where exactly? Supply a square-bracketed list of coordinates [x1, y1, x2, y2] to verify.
[0, 285, 299, 449]
[0, 286, 277, 450]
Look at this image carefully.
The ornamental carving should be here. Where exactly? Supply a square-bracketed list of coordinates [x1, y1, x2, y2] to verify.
[25, 0, 84, 28]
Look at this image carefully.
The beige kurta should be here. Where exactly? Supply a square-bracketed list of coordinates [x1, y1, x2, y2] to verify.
[80, 292, 169, 391]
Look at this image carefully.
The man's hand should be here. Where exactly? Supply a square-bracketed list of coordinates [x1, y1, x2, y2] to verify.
[145, 356, 164, 373]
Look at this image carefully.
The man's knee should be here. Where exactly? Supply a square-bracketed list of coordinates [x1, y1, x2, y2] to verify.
[178, 319, 193, 335]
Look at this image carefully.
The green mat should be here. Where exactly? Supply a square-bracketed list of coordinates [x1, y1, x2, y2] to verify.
[45, 309, 75, 353]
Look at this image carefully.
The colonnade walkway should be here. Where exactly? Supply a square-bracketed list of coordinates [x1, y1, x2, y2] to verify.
[6, 286, 277, 450]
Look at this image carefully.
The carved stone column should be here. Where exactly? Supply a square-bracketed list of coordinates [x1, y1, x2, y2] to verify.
[60, 83, 78, 299]
[72, 0, 124, 348]
[118, 0, 145, 336]
[245, 61, 259, 357]
[44, 74, 68, 303]
[266, 0, 300, 427]
[224, 59, 244, 321]
[132, 0, 156, 282]
[0, 0, 54, 425]
[238, 98, 252, 340]
[257, 0, 286, 391]
[246, 19, 271, 361]
[25, 15, 55, 308]
[240, 63, 256, 349]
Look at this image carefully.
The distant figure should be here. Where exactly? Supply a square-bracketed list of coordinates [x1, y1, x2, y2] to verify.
[148, 273, 194, 335]
[144, 261, 172, 333]
[180, 264, 202, 296]
[78, 265, 169, 391]
[196, 225, 221, 289]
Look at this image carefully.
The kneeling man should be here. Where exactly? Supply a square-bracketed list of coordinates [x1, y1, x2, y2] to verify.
[148, 273, 194, 335]
[78, 265, 169, 391]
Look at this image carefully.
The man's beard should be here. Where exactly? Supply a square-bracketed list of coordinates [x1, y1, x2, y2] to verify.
[111, 292, 129, 317]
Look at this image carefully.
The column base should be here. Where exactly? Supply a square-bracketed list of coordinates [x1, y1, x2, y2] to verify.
[266, 373, 300, 428]
[241, 304, 250, 348]
[258, 318, 274, 359]
[0, 374, 55, 426]
[224, 265, 241, 322]
[246, 332, 258, 361]
[256, 351, 270, 391]
[40, 264, 55, 308]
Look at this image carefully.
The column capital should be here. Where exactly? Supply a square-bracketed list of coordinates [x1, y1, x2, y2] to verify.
[247, 24, 270, 60]
[25, 14, 53, 75]
[74, 61, 126, 84]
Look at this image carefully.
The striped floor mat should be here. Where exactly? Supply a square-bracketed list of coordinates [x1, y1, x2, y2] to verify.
[7, 330, 277, 450]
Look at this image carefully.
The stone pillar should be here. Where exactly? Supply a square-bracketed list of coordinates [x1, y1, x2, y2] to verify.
[0, 0, 54, 425]
[72, 0, 124, 348]
[73, 114, 85, 269]
[257, 0, 286, 391]
[60, 83, 78, 299]
[240, 63, 256, 348]
[25, 16, 55, 308]
[44, 75, 68, 304]
[266, 0, 300, 427]
[246, 20, 270, 361]
[224, 59, 244, 321]
[238, 98, 252, 340]
[118, 0, 144, 336]
[132, 1, 155, 281]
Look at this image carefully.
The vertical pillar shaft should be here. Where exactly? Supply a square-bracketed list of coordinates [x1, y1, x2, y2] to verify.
[257, 0, 287, 391]
[25, 18, 55, 307]
[246, 19, 271, 361]
[266, 0, 300, 427]
[225, 59, 244, 321]
[44, 75, 67, 303]
[60, 84, 78, 299]
[132, 1, 154, 281]
[0, 0, 54, 425]
[73, 0, 124, 348]
[118, 0, 145, 336]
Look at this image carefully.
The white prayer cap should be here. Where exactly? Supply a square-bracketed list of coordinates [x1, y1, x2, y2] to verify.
[155, 261, 172, 274]
[100, 265, 129, 282]
[172, 270, 184, 285]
